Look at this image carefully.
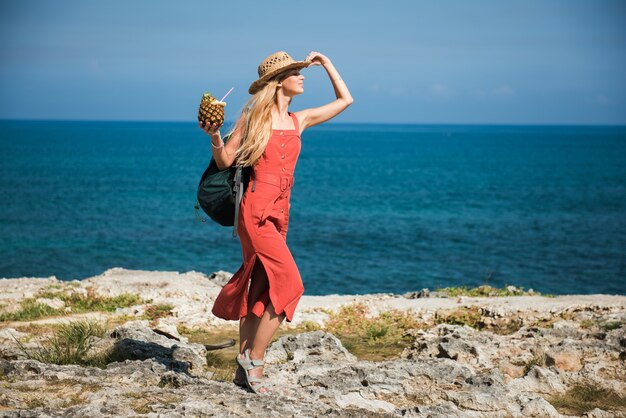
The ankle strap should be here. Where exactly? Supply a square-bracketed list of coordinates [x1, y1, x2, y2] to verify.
[241, 349, 265, 367]
[250, 358, 264, 367]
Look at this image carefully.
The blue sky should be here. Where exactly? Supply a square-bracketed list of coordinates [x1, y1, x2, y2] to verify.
[1, 1, 624, 125]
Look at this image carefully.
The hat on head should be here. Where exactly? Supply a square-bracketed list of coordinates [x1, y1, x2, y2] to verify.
[248, 51, 311, 95]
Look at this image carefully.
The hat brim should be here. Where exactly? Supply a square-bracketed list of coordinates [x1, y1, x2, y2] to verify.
[248, 60, 312, 95]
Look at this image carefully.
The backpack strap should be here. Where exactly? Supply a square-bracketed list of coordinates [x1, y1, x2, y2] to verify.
[232, 166, 244, 238]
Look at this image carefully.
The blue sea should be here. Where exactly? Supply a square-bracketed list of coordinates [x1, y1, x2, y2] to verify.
[1, 120, 625, 295]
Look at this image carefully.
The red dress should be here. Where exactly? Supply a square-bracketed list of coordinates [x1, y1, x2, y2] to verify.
[212, 112, 304, 322]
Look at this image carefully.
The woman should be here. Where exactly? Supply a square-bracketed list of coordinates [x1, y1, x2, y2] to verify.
[199, 50, 353, 394]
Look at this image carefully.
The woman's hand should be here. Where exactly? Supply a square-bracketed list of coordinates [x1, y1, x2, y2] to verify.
[305, 51, 331, 67]
[199, 121, 221, 138]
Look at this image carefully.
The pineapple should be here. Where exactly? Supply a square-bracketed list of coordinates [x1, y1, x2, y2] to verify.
[198, 92, 226, 128]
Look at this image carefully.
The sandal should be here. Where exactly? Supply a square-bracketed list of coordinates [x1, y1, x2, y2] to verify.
[233, 365, 247, 388]
[236, 348, 272, 394]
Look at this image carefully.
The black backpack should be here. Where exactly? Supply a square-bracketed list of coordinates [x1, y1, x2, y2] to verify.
[195, 134, 251, 237]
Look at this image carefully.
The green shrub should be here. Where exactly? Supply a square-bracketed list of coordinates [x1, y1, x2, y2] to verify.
[0, 298, 63, 322]
[435, 306, 483, 329]
[435, 284, 536, 297]
[601, 321, 624, 331]
[323, 303, 422, 360]
[0, 287, 145, 322]
[298, 320, 321, 332]
[58, 287, 144, 313]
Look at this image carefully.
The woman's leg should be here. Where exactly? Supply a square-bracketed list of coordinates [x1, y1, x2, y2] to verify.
[237, 259, 286, 392]
[249, 302, 286, 361]
[243, 302, 285, 393]
[239, 258, 268, 354]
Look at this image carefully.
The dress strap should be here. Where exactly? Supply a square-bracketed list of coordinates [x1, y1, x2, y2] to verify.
[288, 112, 300, 134]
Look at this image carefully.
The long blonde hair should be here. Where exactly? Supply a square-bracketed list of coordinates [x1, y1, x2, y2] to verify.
[224, 76, 288, 167]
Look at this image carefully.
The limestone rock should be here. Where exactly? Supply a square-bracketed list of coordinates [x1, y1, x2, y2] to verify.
[152, 317, 189, 344]
[517, 394, 563, 417]
[545, 349, 583, 372]
[0, 328, 36, 361]
[265, 330, 356, 365]
[0, 327, 28, 342]
[583, 407, 621, 418]
[402, 324, 496, 371]
[498, 360, 526, 379]
[334, 392, 396, 413]
[550, 319, 584, 339]
[403, 288, 431, 299]
[1, 270, 625, 417]
[508, 365, 567, 394]
[108, 320, 207, 375]
[207, 270, 233, 287]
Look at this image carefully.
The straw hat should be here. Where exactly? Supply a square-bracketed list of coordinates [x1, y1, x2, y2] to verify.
[248, 51, 311, 95]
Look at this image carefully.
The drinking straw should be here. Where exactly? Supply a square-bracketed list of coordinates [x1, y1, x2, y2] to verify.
[220, 87, 234, 102]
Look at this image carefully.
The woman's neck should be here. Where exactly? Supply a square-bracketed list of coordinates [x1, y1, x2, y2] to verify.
[274, 94, 292, 119]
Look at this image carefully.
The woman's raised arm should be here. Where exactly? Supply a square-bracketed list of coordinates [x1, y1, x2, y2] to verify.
[297, 51, 354, 131]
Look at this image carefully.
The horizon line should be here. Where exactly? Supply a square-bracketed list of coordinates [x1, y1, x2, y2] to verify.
[1, 118, 625, 128]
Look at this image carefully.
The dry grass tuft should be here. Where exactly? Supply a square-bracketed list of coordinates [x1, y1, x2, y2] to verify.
[11, 318, 112, 368]
[548, 383, 626, 415]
